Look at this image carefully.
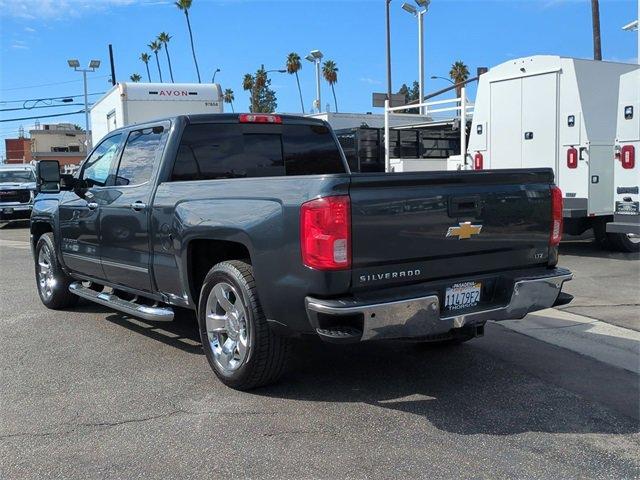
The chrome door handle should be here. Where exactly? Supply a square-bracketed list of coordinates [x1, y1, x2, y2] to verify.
[86, 202, 98, 210]
[130, 202, 147, 212]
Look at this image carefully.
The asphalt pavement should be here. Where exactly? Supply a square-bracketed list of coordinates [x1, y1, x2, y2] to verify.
[1, 221, 638, 479]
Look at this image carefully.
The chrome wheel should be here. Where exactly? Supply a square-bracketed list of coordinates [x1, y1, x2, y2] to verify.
[205, 282, 250, 374]
[37, 244, 56, 300]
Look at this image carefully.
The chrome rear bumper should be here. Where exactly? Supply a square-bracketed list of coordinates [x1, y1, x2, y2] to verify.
[305, 268, 572, 342]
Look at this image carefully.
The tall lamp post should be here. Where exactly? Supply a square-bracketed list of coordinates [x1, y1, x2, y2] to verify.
[212, 68, 221, 83]
[401, 0, 430, 114]
[67, 59, 100, 149]
[305, 50, 324, 112]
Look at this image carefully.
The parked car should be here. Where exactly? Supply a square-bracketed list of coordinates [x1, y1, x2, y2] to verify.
[31, 113, 573, 390]
[0, 164, 37, 222]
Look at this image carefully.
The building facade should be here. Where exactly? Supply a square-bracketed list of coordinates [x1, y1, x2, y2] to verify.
[29, 123, 87, 167]
[4, 138, 33, 164]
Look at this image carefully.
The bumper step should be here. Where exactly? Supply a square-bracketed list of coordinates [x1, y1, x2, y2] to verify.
[69, 282, 174, 322]
[316, 326, 363, 344]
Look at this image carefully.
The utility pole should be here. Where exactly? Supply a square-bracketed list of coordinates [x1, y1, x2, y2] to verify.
[591, 0, 602, 60]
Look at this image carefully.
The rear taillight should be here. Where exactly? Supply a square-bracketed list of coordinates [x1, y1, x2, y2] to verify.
[567, 147, 578, 169]
[550, 186, 563, 246]
[300, 195, 351, 270]
[474, 152, 483, 170]
[621, 145, 635, 169]
[238, 113, 282, 124]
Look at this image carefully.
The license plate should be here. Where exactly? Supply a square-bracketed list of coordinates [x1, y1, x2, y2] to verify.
[445, 281, 481, 311]
[616, 201, 639, 215]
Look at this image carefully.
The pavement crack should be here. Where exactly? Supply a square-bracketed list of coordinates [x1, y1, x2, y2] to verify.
[0, 409, 278, 441]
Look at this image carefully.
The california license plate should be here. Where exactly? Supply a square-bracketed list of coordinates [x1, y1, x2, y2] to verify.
[445, 282, 481, 311]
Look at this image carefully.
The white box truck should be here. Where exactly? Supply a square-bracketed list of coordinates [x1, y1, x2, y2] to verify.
[467, 55, 638, 250]
[606, 69, 640, 251]
[90, 82, 223, 145]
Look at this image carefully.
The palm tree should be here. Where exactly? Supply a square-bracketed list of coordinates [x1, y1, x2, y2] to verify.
[449, 61, 470, 99]
[140, 53, 152, 82]
[242, 73, 255, 111]
[175, 0, 201, 83]
[591, 0, 602, 60]
[149, 41, 163, 82]
[322, 60, 339, 113]
[286, 52, 305, 114]
[223, 88, 235, 113]
[130, 73, 142, 82]
[158, 32, 175, 82]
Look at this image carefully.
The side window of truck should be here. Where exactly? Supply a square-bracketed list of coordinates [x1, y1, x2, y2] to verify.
[115, 126, 167, 186]
[171, 123, 346, 181]
[81, 134, 123, 187]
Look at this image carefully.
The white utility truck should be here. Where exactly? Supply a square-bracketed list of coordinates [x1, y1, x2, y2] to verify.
[90, 82, 223, 145]
[467, 55, 638, 250]
[606, 69, 640, 251]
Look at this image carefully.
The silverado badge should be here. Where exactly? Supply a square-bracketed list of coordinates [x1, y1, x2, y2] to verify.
[446, 222, 482, 240]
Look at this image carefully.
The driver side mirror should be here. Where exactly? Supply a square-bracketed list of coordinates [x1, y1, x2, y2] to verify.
[36, 160, 61, 193]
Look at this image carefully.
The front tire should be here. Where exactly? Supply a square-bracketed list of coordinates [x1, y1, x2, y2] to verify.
[34, 233, 78, 309]
[197, 260, 289, 390]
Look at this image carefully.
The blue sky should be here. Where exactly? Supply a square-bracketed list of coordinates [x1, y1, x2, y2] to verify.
[0, 0, 638, 159]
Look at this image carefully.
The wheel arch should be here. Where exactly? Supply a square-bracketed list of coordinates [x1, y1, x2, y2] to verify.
[185, 238, 252, 309]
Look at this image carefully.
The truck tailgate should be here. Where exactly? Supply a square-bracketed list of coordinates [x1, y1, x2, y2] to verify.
[349, 169, 554, 290]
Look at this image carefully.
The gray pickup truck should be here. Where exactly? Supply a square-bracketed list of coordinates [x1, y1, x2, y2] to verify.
[32, 113, 572, 389]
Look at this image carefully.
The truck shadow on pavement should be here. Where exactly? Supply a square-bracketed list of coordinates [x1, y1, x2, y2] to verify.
[255, 337, 639, 436]
[103, 311, 203, 355]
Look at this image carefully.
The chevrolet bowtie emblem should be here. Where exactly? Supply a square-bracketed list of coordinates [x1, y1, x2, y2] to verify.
[446, 222, 482, 239]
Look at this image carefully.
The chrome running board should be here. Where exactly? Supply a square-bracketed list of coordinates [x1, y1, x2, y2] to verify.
[69, 282, 174, 322]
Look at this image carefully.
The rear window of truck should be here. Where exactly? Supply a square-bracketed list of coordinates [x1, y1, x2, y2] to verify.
[171, 123, 346, 181]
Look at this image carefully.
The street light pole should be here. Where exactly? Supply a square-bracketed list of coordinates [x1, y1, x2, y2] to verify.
[68, 59, 100, 150]
[82, 69, 89, 146]
[305, 50, 324, 113]
[417, 9, 424, 114]
[212, 68, 220, 83]
[386, 0, 392, 101]
[402, 1, 430, 114]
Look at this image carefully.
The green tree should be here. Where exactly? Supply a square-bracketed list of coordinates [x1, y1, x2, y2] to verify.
[158, 32, 175, 82]
[242, 73, 255, 111]
[175, 0, 201, 83]
[149, 40, 163, 82]
[286, 52, 305, 114]
[130, 73, 142, 82]
[242, 67, 277, 113]
[397, 81, 420, 113]
[140, 53, 152, 82]
[223, 88, 235, 113]
[449, 61, 470, 98]
[322, 60, 339, 113]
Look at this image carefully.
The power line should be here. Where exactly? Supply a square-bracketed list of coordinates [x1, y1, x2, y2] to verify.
[0, 75, 111, 92]
[0, 92, 106, 105]
[0, 103, 91, 113]
[0, 110, 85, 123]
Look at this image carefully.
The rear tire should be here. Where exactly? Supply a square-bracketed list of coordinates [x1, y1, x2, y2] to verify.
[197, 260, 290, 390]
[607, 232, 640, 253]
[34, 233, 78, 309]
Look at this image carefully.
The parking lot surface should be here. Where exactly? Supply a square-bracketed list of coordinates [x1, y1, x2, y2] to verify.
[1, 222, 638, 479]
